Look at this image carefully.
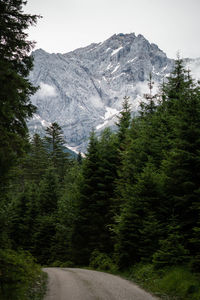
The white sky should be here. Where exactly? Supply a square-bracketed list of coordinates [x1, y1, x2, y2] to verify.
[24, 0, 200, 59]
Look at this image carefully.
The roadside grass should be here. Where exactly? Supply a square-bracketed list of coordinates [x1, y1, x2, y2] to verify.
[27, 270, 48, 300]
[123, 263, 200, 300]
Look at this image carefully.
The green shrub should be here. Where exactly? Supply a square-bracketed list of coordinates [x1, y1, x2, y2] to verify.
[50, 260, 74, 268]
[89, 250, 118, 273]
[128, 263, 163, 294]
[0, 249, 46, 300]
[126, 263, 200, 300]
[158, 267, 200, 300]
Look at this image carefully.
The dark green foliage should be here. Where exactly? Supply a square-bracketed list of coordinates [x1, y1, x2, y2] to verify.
[89, 250, 117, 272]
[113, 58, 200, 272]
[77, 152, 83, 164]
[0, 249, 45, 300]
[0, 2, 44, 298]
[10, 182, 40, 250]
[139, 73, 158, 116]
[32, 167, 60, 264]
[71, 129, 118, 265]
[55, 163, 83, 263]
[26, 134, 49, 182]
[127, 263, 200, 300]
[0, 0, 39, 180]
[39, 167, 60, 214]
[116, 95, 131, 148]
[45, 122, 69, 180]
[71, 131, 101, 265]
[153, 221, 189, 269]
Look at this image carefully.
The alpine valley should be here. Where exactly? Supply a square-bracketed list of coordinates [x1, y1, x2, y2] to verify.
[28, 33, 200, 152]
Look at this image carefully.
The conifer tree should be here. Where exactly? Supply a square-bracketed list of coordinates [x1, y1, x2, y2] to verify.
[0, 0, 39, 181]
[45, 122, 69, 180]
[71, 131, 100, 265]
[153, 219, 189, 269]
[32, 167, 60, 264]
[55, 163, 83, 263]
[10, 183, 40, 251]
[72, 129, 118, 264]
[140, 73, 157, 117]
[116, 96, 131, 147]
[21, 134, 49, 183]
[159, 58, 200, 253]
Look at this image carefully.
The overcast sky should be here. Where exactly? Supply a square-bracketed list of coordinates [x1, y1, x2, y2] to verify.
[24, 0, 200, 59]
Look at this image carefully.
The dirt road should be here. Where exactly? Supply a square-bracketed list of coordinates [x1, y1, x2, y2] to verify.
[43, 267, 157, 300]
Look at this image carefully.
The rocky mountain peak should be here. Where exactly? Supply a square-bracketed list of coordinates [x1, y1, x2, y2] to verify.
[28, 33, 199, 153]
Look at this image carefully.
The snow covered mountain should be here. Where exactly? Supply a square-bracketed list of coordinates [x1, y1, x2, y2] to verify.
[28, 33, 199, 152]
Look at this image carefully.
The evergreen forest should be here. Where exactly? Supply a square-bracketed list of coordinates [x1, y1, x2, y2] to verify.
[1, 1, 200, 299]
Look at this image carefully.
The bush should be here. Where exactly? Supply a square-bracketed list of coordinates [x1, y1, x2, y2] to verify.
[0, 249, 46, 300]
[127, 263, 200, 300]
[89, 250, 118, 273]
[158, 267, 200, 300]
[50, 260, 75, 268]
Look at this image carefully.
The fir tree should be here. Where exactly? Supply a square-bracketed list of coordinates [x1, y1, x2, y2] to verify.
[0, 0, 39, 181]
[160, 58, 200, 251]
[116, 96, 131, 147]
[45, 122, 69, 180]
[71, 131, 100, 265]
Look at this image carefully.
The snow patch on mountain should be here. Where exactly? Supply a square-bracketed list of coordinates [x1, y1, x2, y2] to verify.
[96, 107, 120, 130]
[111, 46, 123, 56]
[104, 107, 119, 120]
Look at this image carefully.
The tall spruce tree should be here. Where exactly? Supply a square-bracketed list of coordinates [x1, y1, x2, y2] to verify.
[116, 96, 131, 148]
[159, 59, 200, 263]
[71, 131, 100, 265]
[0, 0, 39, 181]
[32, 167, 60, 264]
[71, 129, 118, 265]
[45, 122, 69, 180]
[19, 133, 49, 183]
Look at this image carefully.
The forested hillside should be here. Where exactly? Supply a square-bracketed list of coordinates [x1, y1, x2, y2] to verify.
[2, 58, 200, 299]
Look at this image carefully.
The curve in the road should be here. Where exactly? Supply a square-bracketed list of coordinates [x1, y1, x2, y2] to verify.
[43, 267, 158, 300]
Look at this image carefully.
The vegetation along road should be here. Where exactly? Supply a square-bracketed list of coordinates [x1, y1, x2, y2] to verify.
[43, 268, 157, 300]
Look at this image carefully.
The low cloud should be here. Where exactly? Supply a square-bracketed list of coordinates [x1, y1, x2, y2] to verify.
[37, 82, 57, 98]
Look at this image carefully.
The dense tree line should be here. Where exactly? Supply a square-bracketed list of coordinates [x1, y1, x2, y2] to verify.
[0, 1, 46, 298]
[2, 58, 200, 277]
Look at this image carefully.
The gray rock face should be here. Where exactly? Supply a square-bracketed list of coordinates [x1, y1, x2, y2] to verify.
[28, 33, 198, 152]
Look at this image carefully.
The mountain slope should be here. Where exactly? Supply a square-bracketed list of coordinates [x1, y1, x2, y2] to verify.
[28, 33, 198, 152]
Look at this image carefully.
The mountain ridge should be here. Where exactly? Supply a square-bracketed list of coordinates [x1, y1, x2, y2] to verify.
[28, 33, 199, 152]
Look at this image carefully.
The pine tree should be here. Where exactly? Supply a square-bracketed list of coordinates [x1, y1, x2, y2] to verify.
[140, 73, 157, 117]
[9, 183, 40, 251]
[32, 167, 61, 264]
[77, 152, 83, 164]
[55, 163, 83, 263]
[159, 58, 200, 252]
[153, 219, 189, 269]
[114, 162, 163, 268]
[71, 131, 100, 265]
[116, 96, 131, 147]
[71, 129, 118, 265]
[45, 122, 69, 180]
[0, 0, 39, 181]
[20, 134, 49, 183]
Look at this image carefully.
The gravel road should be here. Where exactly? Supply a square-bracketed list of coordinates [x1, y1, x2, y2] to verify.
[43, 267, 158, 300]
